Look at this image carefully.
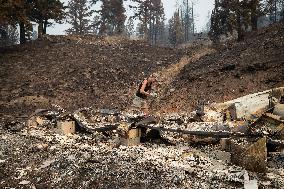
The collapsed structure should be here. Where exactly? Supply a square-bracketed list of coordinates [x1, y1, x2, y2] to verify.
[24, 87, 284, 170]
[0, 87, 283, 188]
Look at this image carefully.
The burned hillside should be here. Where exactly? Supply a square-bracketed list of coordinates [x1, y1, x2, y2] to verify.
[1, 24, 284, 117]
[157, 24, 284, 113]
[0, 35, 184, 118]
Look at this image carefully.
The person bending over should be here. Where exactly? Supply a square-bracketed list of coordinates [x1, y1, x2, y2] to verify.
[132, 74, 158, 115]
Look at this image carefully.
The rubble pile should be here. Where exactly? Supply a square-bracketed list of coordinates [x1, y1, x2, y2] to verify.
[1, 124, 283, 189]
[1, 86, 284, 188]
[73, 108, 122, 132]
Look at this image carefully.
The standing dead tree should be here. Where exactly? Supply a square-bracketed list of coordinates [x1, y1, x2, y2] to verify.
[168, 10, 183, 47]
[179, 0, 195, 42]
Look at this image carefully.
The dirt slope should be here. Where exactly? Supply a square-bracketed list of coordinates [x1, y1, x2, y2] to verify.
[157, 23, 284, 113]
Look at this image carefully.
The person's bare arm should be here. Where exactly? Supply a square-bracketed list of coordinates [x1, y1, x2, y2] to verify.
[140, 80, 150, 96]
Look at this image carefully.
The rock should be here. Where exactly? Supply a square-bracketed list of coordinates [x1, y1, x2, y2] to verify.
[36, 143, 48, 150]
[243, 171, 258, 189]
[169, 88, 175, 92]
[244, 179, 258, 189]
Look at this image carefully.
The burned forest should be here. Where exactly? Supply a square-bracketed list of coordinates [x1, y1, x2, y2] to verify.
[1, 0, 284, 189]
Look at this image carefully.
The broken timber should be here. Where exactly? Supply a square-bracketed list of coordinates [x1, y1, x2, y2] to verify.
[72, 105, 284, 142]
[73, 110, 283, 139]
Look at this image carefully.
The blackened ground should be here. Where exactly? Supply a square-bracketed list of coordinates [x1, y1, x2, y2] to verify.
[158, 23, 284, 113]
[0, 35, 184, 118]
[0, 24, 284, 118]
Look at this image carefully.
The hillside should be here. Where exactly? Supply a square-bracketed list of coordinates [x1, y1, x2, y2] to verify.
[0, 24, 284, 118]
[156, 23, 284, 113]
[0, 35, 184, 118]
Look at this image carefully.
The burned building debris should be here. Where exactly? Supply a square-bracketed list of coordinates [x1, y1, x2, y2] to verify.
[1, 87, 283, 188]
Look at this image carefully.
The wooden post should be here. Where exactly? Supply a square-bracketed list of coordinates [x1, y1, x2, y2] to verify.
[120, 128, 142, 146]
[57, 121, 76, 135]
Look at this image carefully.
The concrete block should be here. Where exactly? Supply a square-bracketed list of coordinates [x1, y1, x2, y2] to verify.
[244, 171, 258, 189]
[57, 121, 75, 135]
[128, 128, 141, 139]
[273, 104, 284, 118]
[121, 137, 141, 146]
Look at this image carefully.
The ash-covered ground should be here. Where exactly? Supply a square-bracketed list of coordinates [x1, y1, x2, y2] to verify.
[0, 124, 283, 188]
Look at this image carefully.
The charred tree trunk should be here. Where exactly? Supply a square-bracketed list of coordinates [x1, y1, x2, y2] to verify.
[274, 1, 277, 22]
[19, 22, 26, 44]
[251, 15, 258, 31]
[43, 19, 48, 34]
[250, 1, 258, 31]
[154, 19, 158, 45]
[99, 20, 106, 35]
[143, 4, 149, 40]
[237, 12, 244, 41]
[38, 19, 43, 38]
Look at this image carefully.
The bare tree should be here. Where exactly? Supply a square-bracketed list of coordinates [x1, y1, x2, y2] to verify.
[179, 0, 195, 42]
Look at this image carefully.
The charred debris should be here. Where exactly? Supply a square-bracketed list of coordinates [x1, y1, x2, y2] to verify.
[1, 87, 283, 188]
